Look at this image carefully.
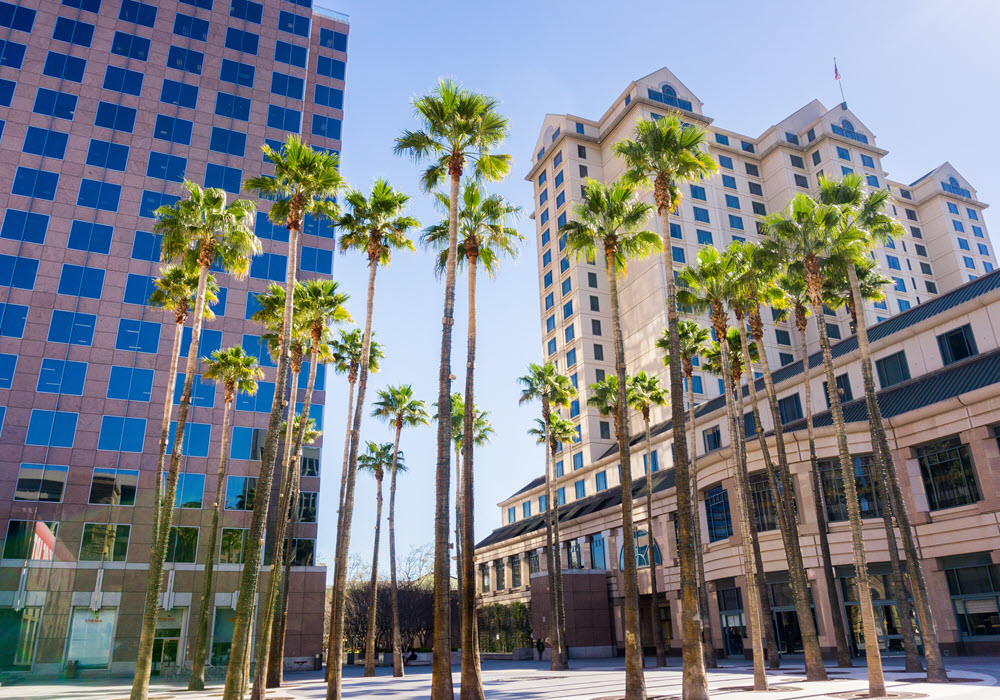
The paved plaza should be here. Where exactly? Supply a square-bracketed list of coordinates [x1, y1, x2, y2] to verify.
[3, 658, 997, 700]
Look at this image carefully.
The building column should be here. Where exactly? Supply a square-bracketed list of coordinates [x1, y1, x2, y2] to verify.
[705, 578, 722, 659]
[580, 536, 592, 569]
[521, 551, 532, 589]
[608, 528, 621, 573]
[962, 425, 1000, 507]
[808, 563, 839, 657]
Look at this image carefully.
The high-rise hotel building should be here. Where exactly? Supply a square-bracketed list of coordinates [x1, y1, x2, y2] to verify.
[474, 68, 1000, 659]
[0, 0, 346, 675]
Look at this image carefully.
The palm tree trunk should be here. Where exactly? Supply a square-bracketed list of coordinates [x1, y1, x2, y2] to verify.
[189, 396, 233, 690]
[364, 473, 384, 677]
[390, 422, 405, 677]
[251, 365, 301, 700]
[740, 320, 826, 681]
[328, 258, 380, 700]
[687, 375, 716, 669]
[133, 263, 211, 700]
[847, 264, 947, 681]
[540, 403, 566, 671]
[606, 254, 645, 700]
[549, 438, 568, 668]
[717, 323, 768, 692]
[455, 443, 464, 651]
[809, 288, 885, 698]
[430, 167, 461, 700]
[658, 207, 706, 699]
[642, 413, 666, 667]
[326, 376, 357, 681]
[796, 312, 853, 668]
[151, 320, 185, 551]
[460, 253, 484, 700]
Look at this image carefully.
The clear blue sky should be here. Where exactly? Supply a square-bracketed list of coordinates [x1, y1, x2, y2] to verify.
[315, 0, 1000, 578]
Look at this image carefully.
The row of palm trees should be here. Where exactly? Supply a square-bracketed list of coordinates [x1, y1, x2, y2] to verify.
[524, 110, 947, 700]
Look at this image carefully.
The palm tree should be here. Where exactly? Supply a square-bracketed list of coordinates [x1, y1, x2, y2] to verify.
[678, 246, 768, 691]
[188, 347, 262, 690]
[372, 385, 431, 677]
[819, 175, 947, 681]
[224, 136, 342, 700]
[762, 193, 886, 697]
[147, 265, 218, 547]
[132, 182, 257, 700]
[395, 79, 510, 700]
[423, 179, 522, 692]
[517, 363, 576, 670]
[614, 115, 717, 700]
[626, 371, 668, 667]
[268, 280, 351, 687]
[777, 272, 853, 668]
[562, 178, 658, 699]
[327, 179, 417, 700]
[357, 442, 399, 677]
[656, 321, 717, 669]
[729, 241, 828, 681]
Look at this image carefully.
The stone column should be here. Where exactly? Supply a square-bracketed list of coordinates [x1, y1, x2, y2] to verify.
[808, 562, 838, 656]
[580, 536, 592, 569]
[521, 551, 532, 589]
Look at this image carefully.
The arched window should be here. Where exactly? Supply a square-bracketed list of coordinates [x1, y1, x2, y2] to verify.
[841, 119, 854, 131]
[949, 176, 959, 186]
[619, 529, 662, 568]
[661, 84, 677, 98]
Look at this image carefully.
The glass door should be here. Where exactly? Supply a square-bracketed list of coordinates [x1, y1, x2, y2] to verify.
[152, 608, 185, 675]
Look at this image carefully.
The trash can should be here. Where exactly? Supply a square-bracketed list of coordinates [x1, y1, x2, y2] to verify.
[66, 660, 78, 679]
[314, 653, 322, 671]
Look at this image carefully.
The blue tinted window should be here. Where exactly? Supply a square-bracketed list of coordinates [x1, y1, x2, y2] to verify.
[173, 13, 208, 41]
[319, 28, 348, 51]
[43, 51, 86, 82]
[115, 319, 160, 353]
[236, 380, 274, 412]
[274, 40, 306, 68]
[728, 215, 744, 230]
[718, 155, 733, 169]
[58, 263, 104, 298]
[160, 79, 198, 108]
[866, 175, 879, 187]
[271, 72, 305, 100]
[0, 2, 35, 31]
[267, 105, 301, 132]
[690, 184, 706, 200]
[62, 0, 102, 13]
[146, 152, 187, 182]
[693, 207, 710, 223]
[837, 146, 850, 160]
[173, 373, 216, 408]
[180, 327, 222, 359]
[68, 221, 113, 253]
[107, 366, 154, 401]
[300, 246, 332, 274]
[0, 254, 37, 289]
[123, 273, 155, 305]
[47, 310, 96, 345]
[37, 359, 87, 395]
[95, 101, 136, 132]
[98, 416, 146, 452]
[153, 114, 193, 145]
[0, 40, 26, 69]
[27, 410, 77, 447]
[697, 229, 712, 245]
[167, 45, 203, 74]
[254, 211, 288, 242]
[77, 179, 121, 211]
[22, 127, 68, 159]
[220, 59, 255, 87]
[953, 220, 966, 233]
[249, 252, 288, 282]
[0, 78, 14, 106]
[53, 17, 94, 47]
[119, 0, 156, 26]
[225, 27, 259, 54]
[0, 303, 27, 337]
[722, 174, 736, 189]
[317, 55, 346, 80]
[241, 334, 276, 367]
[861, 154, 875, 168]
[166, 421, 210, 457]
[0, 353, 15, 389]
[215, 92, 251, 121]
[209, 127, 247, 157]
[111, 31, 149, 60]
[725, 194, 740, 209]
[139, 191, 179, 219]
[33, 88, 77, 120]
[302, 212, 335, 239]
[0, 212, 44, 246]
[103, 65, 143, 96]
[672, 246, 685, 264]
[211, 287, 228, 316]
[204, 163, 243, 194]
[244, 291, 262, 320]
[86, 139, 129, 171]
[12, 167, 59, 200]
[230, 0, 263, 23]
[311, 115, 341, 139]
[230, 426, 254, 459]
[278, 10, 310, 36]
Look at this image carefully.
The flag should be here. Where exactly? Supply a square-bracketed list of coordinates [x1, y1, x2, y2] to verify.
[834, 61, 841, 81]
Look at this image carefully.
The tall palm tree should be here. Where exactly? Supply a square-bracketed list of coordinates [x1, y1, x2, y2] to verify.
[626, 371, 668, 667]
[563, 178, 658, 699]
[188, 347, 262, 690]
[147, 265, 218, 547]
[132, 182, 257, 700]
[776, 272, 853, 668]
[656, 321, 717, 669]
[424, 180, 522, 694]
[729, 241, 828, 681]
[268, 280, 351, 687]
[223, 136, 342, 700]
[358, 442, 400, 677]
[678, 247, 768, 691]
[614, 115, 717, 700]
[327, 179, 417, 700]
[762, 193, 886, 697]
[395, 79, 510, 700]
[819, 175, 947, 681]
[517, 363, 576, 670]
[372, 385, 431, 677]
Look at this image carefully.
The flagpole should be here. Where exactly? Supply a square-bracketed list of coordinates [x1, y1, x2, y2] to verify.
[834, 57, 846, 104]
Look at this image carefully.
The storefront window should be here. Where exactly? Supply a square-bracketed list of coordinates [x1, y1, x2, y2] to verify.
[66, 607, 117, 668]
[944, 553, 1000, 639]
[0, 607, 42, 670]
[211, 608, 236, 666]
